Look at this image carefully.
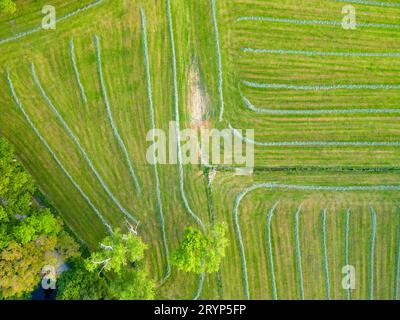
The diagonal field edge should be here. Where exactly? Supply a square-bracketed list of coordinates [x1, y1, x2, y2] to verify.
[69, 39, 88, 103]
[229, 124, 400, 146]
[334, 0, 400, 7]
[394, 208, 400, 300]
[345, 209, 351, 300]
[210, 0, 225, 122]
[369, 207, 377, 300]
[236, 16, 400, 29]
[266, 202, 279, 300]
[94, 35, 142, 195]
[6, 69, 112, 234]
[242, 80, 400, 91]
[294, 206, 305, 300]
[233, 183, 400, 299]
[30, 63, 138, 225]
[0, 0, 104, 45]
[321, 209, 331, 300]
[140, 7, 171, 283]
[241, 47, 400, 57]
[166, 0, 206, 298]
[240, 91, 400, 115]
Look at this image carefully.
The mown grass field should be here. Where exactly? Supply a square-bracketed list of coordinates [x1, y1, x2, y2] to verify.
[1, 0, 400, 299]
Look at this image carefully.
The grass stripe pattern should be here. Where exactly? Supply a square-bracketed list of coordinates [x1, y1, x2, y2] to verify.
[236, 16, 400, 29]
[210, 0, 225, 122]
[140, 7, 171, 283]
[334, 0, 400, 7]
[166, 0, 206, 233]
[321, 209, 331, 300]
[94, 35, 141, 195]
[0, 0, 104, 45]
[30, 63, 138, 225]
[345, 209, 351, 300]
[394, 208, 400, 300]
[69, 39, 87, 103]
[369, 207, 377, 300]
[6, 69, 112, 233]
[241, 47, 400, 57]
[240, 92, 400, 115]
[230, 124, 400, 147]
[294, 206, 304, 300]
[242, 80, 400, 91]
[266, 202, 279, 300]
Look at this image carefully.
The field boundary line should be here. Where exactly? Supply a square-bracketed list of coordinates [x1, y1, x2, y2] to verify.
[242, 80, 400, 91]
[6, 69, 112, 233]
[69, 39, 87, 103]
[229, 124, 400, 146]
[241, 47, 400, 57]
[266, 202, 279, 300]
[140, 7, 171, 283]
[294, 206, 304, 299]
[94, 35, 142, 195]
[394, 208, 400, 300]
[233, 183, 400, 299]
[236, 16, 400, 29]
[0, 0, 104, 45]
[334, 0, 400, 8]
[210, 0, 225, 122]
[345, 209, 351, 300]
[31, 62, 139, 224]
[166, 0, 206, 298]
[239, 91, 400, 115]
[369, 207, 377, 300]
[322, 209, 331, 299]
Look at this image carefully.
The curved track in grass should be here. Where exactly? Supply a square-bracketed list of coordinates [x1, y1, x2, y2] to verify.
[69, 39, 87, 103]
[233, 183, 400, 299]
[321, 209, 331, 300]
[30, 63, 139, 225]
[0, 0, 104, 45]
[6, 69, 112, 234]
[266, 202, 279, 300]
[140, 7, 171, 283]
[94, 35, 141, 195]
[369, 207, 377, 300]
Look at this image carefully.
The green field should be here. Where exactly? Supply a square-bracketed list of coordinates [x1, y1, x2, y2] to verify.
[1, 0, 400, 299]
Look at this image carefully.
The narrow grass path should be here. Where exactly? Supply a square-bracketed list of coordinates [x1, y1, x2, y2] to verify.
[266, 202, 279, 300]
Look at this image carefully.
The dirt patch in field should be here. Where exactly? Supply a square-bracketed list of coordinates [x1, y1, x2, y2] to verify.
[188, 63, 210, 129]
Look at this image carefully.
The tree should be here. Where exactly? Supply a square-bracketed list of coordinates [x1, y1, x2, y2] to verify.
[86, 228, 147, 274]
[0, 138, 80, 298]
[171, 223, 228, 274]
[56, 258, 107, 300]
[0, 0, 16, 14]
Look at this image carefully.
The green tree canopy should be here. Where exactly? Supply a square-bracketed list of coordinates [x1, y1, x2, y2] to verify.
[171, 223, 228, 274]
[0, 0, 16, 15]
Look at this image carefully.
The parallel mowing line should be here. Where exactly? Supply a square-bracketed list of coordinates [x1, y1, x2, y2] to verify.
[236, 16, 400, 29]
[242, 80, 400, 91]
[94, 35, 141, 195]
[321, 209, 331, 300]
[0, 0, 104, 45]
[229, 124, 400, 147]
[240, 92, 400, 115]
[6, 69, 112, 234]
[140, 7, 170, 283]
[165, 0, 206, 299]
[69, 39, 87, 103]
[345, 209, 351, 300]
[266, 202, 279, 300]
[210, 0, 225, 122]
[294, 206, 304, 300]
[334, 0, 400, 7]
[394, 208, 400, 300]
[241, 47, 400, 57]
[233, 183, 400, 299]
[369, 207, 377, 300]
[30, 63, 138, 225]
